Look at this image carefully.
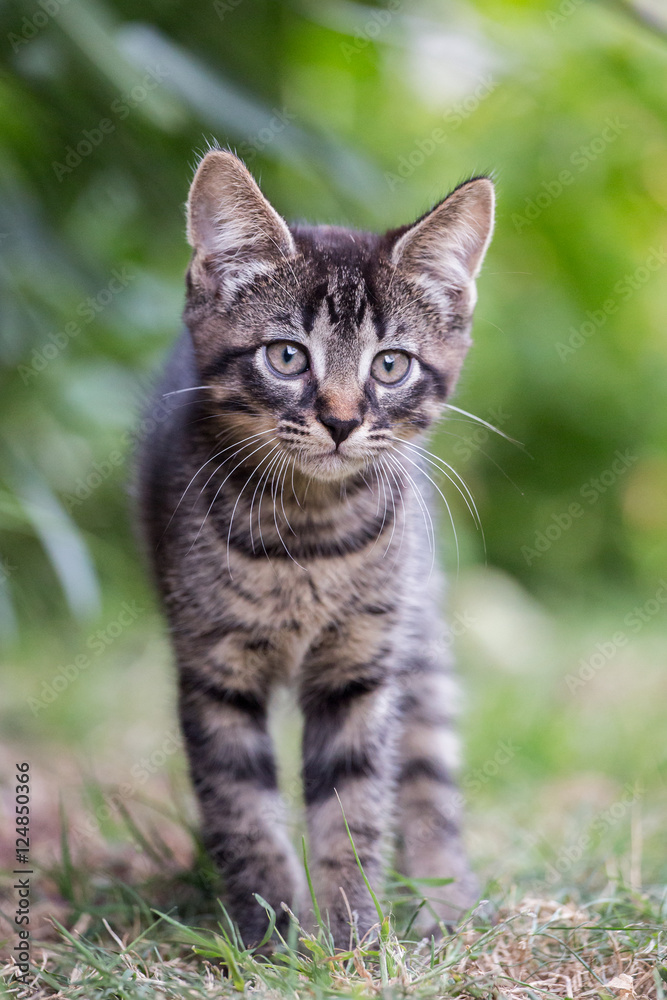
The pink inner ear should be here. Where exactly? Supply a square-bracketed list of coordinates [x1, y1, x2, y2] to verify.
[186, 150, 295, 265]
[391, 179, 495, 287]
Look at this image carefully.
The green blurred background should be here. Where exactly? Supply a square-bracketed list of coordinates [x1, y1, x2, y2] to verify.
[1, 0, 666, 904]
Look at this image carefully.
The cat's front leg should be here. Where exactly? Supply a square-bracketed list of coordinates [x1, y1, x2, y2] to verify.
[299, 620, 399, 950]
[396, 655, 480, 935]
[178, 647, 305, 947]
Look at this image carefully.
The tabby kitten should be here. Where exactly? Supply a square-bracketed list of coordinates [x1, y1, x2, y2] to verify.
[138, 150, 494, 949]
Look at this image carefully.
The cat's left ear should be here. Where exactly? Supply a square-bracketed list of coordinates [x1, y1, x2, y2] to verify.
[186, 149, 296, 301]
[391, 178, 494, 305]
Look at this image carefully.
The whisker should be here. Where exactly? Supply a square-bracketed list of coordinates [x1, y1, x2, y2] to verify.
[368, 460, 390, 553]
[256, 449, 285, 565]
[279, 455, 297, 536]
[248, 445, 283, 555]
[382, 457, 408, 568]
[190, 437, 278, 553]
[272, 456, 306, 570]
[444, 403, 527, 452]
[400, 440, 483, 534]
[378, 459, 397, 558]
[372, 464, 383, 518]
[162, 385, 210, 398]
[159, 428, 274, 545]
[433, 428, 526, 495]
[290, 452, 303, 509]
[385, 452, 436, 576]
[226, 443, 281, 576]
[192, 430, 278, 514]
[393, 446, 460, 577]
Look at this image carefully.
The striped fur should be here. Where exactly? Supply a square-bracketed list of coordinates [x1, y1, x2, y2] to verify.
[137, 151, 494, 948]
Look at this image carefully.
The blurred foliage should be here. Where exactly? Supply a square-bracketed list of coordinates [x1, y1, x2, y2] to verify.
[1, 0, 666, 643]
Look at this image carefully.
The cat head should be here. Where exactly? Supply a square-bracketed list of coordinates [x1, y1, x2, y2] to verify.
[184, 150, 494, 483]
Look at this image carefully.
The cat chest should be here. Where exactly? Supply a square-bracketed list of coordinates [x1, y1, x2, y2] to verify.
[223, 550, 373, 627]
[217, 549, 386, 676]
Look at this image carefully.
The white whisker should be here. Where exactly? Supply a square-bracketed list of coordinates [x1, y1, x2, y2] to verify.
[255, 449, 285, 565]
[191, 429, 277, 508]
[378, 459, 397, 558]
[385, 452, 436, 577]
[272, 455, 306, 570]
[290, 452, 303, 510]
[248, 445, 283, 556]
[279, 455, 297, 536]
[433, 428, 526, 494]
[444, 403, 526, 451]
[382, 457, 407, 567]
[368, 460, 390, 553]
[162, 385, 210, 397]
[160, 428, 275, 544]
[190, 437, 278, 554]
[393, 446, 460, 577]
[226, 443, 281, 577]
[400, 440, 483, 535]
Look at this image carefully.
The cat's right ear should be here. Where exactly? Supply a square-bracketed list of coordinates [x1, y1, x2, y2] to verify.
[186, 149, 295, 302]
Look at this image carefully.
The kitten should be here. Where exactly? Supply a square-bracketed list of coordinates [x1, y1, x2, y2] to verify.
[137, 149, 494, 949]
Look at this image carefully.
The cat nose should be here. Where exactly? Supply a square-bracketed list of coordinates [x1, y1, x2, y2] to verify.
[318, 414, 362, 447]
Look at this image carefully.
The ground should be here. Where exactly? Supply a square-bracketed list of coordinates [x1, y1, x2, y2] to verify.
[2, 567, 666, 998]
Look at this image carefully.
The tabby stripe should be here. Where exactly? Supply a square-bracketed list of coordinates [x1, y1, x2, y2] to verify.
[188, 735, 277, 790]
[418, 358, 448, 400]
[200, 345, 259, 381]
[179, 673, 277, 789]
[397, 757, 456, 785]
[325, 294, 339, 324]
[301, 280, 328, 333]
[303, 746, 376, 805]
[180, 675, 266, 722]
[214, 397, 260, 415]
[300, 673, 384, 714]
[223, 512, 395, 559]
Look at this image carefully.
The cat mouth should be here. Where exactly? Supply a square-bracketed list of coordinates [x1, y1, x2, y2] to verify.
[309, 448, 364, 464]
[295, 448, 367, 481]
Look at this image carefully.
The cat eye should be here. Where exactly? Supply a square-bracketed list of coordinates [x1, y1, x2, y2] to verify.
[264, 341, 309, 378]
[371, 350, 411, 385]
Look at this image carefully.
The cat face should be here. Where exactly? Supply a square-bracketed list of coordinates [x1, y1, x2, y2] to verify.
[184, 151, 494, 482]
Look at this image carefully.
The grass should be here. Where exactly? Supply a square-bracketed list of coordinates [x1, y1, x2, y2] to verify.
[1, 804, 666, 1000]
[2, 570, 666, 997]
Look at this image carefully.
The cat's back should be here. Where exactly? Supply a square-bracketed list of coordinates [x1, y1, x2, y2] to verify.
[135, 331, 200, 558]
